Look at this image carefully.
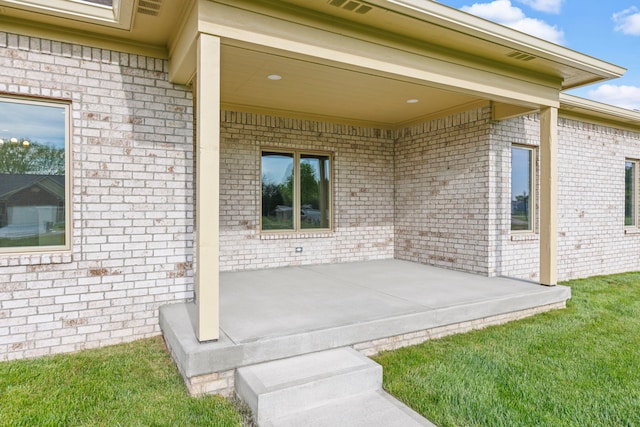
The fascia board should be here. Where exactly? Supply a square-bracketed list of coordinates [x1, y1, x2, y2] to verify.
[168, 0, 198, 84]
[374, 0, 626, 81]
[560, 93, 640, 128]
[0, 15, 168, 58]
[0, 0, 135, 29]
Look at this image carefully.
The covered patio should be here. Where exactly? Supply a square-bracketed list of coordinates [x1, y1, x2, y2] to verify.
[166, 0, 621, 348]
[160, 259, 570, 395]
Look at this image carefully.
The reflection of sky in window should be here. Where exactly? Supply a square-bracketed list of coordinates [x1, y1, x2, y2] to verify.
[0, 101, 65, 149]
[511, 148, 531, 201]
[262, 154, 293, 185]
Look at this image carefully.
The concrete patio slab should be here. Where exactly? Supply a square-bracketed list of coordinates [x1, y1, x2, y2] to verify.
[160, 259, 570, 383]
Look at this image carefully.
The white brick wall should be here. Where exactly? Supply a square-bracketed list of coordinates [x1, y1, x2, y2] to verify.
[0, 32, 194, 360]
[4, 31, 640, 362]
[493, 113, 640, 281]
[394, 106, 494, 274]
[491, 113, 542, 280]
[219, 111, 395, 271]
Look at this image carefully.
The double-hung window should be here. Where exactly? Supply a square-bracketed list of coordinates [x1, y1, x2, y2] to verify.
[261, 150, 331, 232]
[625, 159, 639, 227]
[0, 97, 70, 252]
[511, 145, 536, 232]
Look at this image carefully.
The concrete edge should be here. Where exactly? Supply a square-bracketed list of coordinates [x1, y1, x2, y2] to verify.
[161, 285, 570, 377]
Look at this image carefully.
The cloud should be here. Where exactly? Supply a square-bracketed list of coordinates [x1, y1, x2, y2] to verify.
[0, 101, 65, 148]
[516, 0, 563, 14]
[587, 84, 640, 111]
[613, 7, 640, 36]
[461, 0, 565, 44]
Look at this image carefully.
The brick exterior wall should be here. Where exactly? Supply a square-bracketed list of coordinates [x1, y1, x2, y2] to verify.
[491, 113, 542, 280]
[219, 111, 395, 271]
[394, 106, 494, 275]
[4, 32, 640, 362]
[493, 113, 640, 281]
[0, 32, 194, 361]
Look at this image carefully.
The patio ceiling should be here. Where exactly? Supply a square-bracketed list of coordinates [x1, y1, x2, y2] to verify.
[220, 44, 484, 127]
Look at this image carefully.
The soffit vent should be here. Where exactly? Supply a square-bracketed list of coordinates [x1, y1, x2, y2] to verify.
[137, 0, 162, 16]
[328, 0, 373, 15]
[507, 51, 537, 62]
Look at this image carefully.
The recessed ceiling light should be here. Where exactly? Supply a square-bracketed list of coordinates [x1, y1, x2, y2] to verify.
[406, 99, 419, 104]
[267, 74, 282, 81]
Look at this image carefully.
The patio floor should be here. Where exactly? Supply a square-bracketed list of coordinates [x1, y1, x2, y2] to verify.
[160, 259, 571, 379]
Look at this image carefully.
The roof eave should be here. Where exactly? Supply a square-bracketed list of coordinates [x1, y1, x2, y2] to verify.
[560, 93, 640, 129]
[371, 0, 626, 86]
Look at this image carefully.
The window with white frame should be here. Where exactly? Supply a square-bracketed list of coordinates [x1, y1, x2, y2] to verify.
[0, 97, 70, 251]
[261, 150, 331, 232]
[625, 159, 639, 227]
[511, 145, 535, 232]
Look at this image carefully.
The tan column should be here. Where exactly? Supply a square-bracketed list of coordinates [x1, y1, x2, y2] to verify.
[539, 106, 558, 286]
[195, 33, 220, 341]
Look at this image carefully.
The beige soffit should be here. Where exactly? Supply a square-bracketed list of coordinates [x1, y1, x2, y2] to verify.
[0, 0, 135, 29]
[0, 0, 190, 58]
[382, 0, 627, 88]
[560, 93, 640, 130]
[276, 0, 626, 90]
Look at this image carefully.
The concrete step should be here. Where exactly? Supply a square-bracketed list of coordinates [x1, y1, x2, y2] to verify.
[235, 347, 434, 426]
[235, 347, 381, 425]
[262, 390, 434, 427]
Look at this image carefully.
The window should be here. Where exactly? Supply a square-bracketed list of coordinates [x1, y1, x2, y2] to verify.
[0, 97, 70, 251]
[261, 150, 331, 232]
[625, 159, 638, 227]
[511, 145, 535, 232]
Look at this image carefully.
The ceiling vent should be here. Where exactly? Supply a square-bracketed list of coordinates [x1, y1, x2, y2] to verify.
[137, 0, 162, 16]
[507, 51, 537, 62]
[328, 0, 373, 15]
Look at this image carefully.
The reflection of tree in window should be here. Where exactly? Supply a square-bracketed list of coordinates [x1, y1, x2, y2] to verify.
[300, 155, 330, 229]
[261, 151, 331, 231]
[261, 152, 293, 230]
[0, 140, 64, 175]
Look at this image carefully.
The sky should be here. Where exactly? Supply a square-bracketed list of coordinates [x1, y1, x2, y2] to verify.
[435, 0, 640, 111]
[0, 101, 66, 149]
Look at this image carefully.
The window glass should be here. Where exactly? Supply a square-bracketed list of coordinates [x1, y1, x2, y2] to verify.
[261, 150, 332, 232]
[625, 160, 636, 226]
[511, 146, 533, 231]
[0, 99, 67, 249]
[261, 152, 294, 230]
[300, 155, 330, 229]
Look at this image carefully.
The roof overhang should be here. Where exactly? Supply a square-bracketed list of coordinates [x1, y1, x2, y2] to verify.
[364, 0, 626, 90]
[0, 0, 135, 29]
[167, 0, 628, 127]
[560, 94, 640, 130]
[0, 0, 634, 129]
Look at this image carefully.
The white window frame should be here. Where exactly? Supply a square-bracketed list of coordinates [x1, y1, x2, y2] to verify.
[0, 95, 71, 254]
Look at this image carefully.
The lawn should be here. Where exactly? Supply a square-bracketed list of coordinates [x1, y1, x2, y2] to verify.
[375, 272, 640, 427]
[0, 336, 243, 426]
[3, 273, 640, 427]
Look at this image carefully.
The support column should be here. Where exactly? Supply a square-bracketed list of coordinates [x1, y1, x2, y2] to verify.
[539, 106, 558, 286]
[195, 33, 220, 341]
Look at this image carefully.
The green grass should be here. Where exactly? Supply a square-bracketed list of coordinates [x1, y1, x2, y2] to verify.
[0, 337, 243, 427]
[374, 273, 640, 427]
